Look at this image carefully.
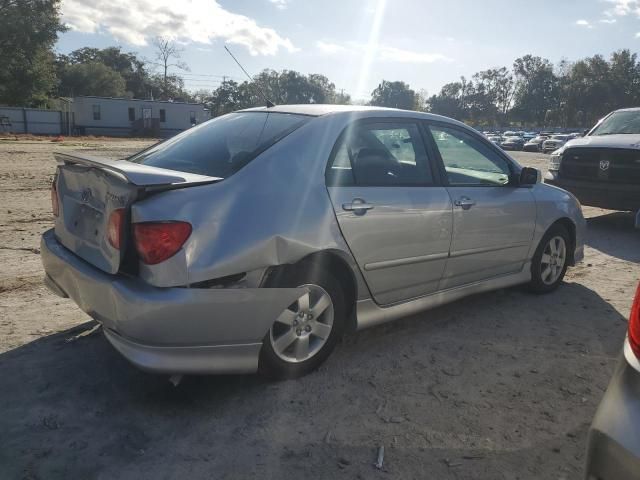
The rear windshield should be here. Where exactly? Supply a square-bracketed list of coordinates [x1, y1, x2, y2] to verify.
[128, 112, 310, 178]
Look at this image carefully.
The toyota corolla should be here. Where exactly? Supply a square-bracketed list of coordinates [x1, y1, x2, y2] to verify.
[41, 105, 585, 378]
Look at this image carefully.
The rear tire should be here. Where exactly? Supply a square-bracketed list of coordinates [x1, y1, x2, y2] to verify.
[259, 267, 345, 379]
[527, 224, 571, 294]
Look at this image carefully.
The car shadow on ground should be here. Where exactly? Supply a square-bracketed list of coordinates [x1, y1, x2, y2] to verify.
[0, 280, 628, 479]
[585, 211, 639, 263]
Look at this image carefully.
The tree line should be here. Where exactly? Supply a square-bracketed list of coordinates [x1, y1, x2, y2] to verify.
[2, 0, 640, 130]
[426, 51, 640, 128]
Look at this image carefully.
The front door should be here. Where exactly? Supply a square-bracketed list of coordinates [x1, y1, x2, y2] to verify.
[326, 119, 453, 305]
[142, 107, 152, 129]
[427, 123, 536, 290]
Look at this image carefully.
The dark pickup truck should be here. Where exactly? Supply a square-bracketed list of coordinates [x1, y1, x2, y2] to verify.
[544, 108, 640, 227]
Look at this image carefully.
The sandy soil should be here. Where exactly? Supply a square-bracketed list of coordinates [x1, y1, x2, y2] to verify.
[0, 139, 638, 480]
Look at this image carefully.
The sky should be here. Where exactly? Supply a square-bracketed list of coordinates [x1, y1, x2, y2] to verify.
[56, 0, 640, 101]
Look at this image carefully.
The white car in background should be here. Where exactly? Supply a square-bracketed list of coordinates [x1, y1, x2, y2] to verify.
[542, 134, 571, 153]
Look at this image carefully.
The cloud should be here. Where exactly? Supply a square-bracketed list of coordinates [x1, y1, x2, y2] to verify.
[60, 0, 298, 55]
[316, 41, 348, 54]
[599, 18, 617, 23]
[635, 31, 640, 37]
[575, 19, 594, 28]
[315, 40, 451, 64]
[604, 0, 640, 17]
[268, 0, 289, 9]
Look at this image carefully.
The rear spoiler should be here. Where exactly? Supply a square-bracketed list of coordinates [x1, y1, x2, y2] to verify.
[54, 152, 221, 188]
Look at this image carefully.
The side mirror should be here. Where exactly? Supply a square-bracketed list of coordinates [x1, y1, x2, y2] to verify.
[583, 129, 589, 136]
[519, 167, 541, 186]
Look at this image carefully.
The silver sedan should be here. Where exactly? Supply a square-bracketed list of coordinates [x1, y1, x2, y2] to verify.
[41, 105, 585, 378]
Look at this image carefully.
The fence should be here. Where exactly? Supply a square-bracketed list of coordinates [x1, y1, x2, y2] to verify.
[0, 107, 62, 135]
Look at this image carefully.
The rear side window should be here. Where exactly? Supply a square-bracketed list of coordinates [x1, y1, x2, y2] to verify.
[326, 121, 433, 186]
[129, 112, 310, 178]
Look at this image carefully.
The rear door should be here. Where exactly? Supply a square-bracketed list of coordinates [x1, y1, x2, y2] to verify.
[425, 123, 536, 290]
[326, 119, 452, 305]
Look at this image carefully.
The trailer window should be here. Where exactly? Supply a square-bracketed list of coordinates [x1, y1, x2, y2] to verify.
[93, 105, 101, 121]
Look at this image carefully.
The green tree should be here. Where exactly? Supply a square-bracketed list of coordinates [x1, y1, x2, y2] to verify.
[0, 0, 66, 106]
[427, 81, 465, 119]
[59, 62, 127, 97]
[369, 80, 415, 110]
[58, 46, 150, 98]
[511, 55, 558, 125]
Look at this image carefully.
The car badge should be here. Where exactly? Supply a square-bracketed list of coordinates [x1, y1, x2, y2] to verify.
[81, 188, 92, 203]
[599, 160, 610, 171]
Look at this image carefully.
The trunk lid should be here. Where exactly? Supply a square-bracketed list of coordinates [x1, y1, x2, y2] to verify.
[53, 152, 220, 274]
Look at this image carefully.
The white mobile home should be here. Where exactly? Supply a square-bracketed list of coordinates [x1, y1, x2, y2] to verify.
[71, 96, 207, 137]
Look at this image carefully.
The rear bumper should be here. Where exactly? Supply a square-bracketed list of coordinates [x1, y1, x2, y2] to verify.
[40, 229, 305, 374]
[544, 172, 640, 211]
[585, 343, 640, 480]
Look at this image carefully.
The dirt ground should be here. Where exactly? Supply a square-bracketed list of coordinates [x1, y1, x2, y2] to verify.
[0, 138, 638, 480]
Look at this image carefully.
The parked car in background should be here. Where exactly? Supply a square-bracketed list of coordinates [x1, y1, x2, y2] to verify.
[41, 105, 585, 379]
[523, 135, 547, 152]
[501, 136, 526, 151]
[585, 281, 640, 479]
[487, 135, 504, 147]
[542, 134, 571, 153]
[523, 132, 537, 141]
[544, 108, 640, 215]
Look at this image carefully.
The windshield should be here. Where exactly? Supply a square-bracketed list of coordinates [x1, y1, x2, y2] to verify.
[129, 112, 310, 178]
[591, 110, 640, 136]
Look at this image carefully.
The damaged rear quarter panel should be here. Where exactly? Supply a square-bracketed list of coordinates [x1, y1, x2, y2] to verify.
[131, 114, 366, 290]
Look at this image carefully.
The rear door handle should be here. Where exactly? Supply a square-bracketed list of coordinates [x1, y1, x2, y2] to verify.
[342, 198, 374, 214]
[454, 196, 476, 210]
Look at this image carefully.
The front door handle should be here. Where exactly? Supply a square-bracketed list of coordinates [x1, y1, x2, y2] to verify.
[454, 196, 476, 210]
[342, 198, 374, 214]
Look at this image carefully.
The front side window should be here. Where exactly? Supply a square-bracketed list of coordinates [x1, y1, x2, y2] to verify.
[92, 105, 101, 121]
[429, 125, 512, 186]
[129, 112, 310, 178]
[326, 121, 433, 187]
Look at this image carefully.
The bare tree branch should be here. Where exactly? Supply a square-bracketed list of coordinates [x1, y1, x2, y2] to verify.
[150, 36, 190, 99]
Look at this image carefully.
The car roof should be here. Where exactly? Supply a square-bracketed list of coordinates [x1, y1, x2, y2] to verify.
[239, 104, 462, 124]
[614, 107, 640, 113]
[241, 104, 397, 116]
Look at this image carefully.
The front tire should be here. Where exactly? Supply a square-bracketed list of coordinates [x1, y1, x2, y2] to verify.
[527, 224, 571, 294]
[259, 268, 345, 379]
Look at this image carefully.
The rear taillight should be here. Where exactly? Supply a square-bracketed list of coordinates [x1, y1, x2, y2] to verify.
[107, 209, 125, 250]
[133, 222, 192, 265]
[51, 181, 59, 217]
[628, 282, 640, 359]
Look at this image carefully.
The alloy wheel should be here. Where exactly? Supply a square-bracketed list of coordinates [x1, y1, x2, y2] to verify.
[540, 235, 567, 285]
[269, 284, 334, 363]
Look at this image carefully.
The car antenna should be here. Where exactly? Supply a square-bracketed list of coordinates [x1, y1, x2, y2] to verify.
[224, 45, 275, 108]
